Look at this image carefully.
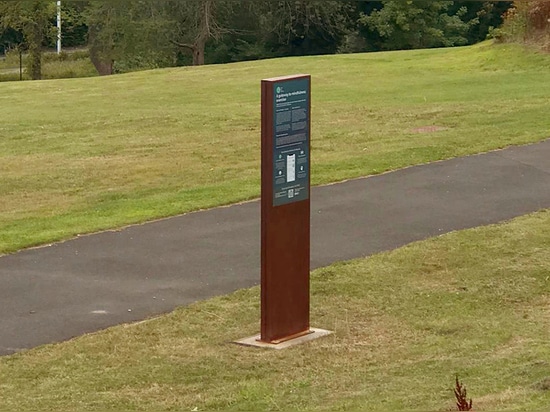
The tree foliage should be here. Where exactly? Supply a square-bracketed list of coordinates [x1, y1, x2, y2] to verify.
[0, 0, 53, 79]
[360, 0, 477, 50]
[253, 0, 354, 57]
[450, 1, 512, 44]
[0, 1, 515, 77]
[85, 0, 175, 74]
[59, 1, 88, 48]
[164, 0, 236, 66]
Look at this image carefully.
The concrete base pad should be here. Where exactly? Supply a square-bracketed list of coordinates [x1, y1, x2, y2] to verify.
[234, 328, 332, 350]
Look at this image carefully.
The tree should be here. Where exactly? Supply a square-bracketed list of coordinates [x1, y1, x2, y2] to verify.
[360, 0, 478, 50]
[0, 0, 53, 80]
[252, 0, 354, 57]
[164, 0, 235, 66]
[450, 1, 512, 44]
[59, 1, 88, 48]
[85, 1, 118, 75]
[85, 0, 173, 75]
[184, 0, 356, 64]
[337, 1, 384, 53]
[201, 1, 261, 64]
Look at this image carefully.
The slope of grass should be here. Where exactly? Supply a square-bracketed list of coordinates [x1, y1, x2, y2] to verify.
[1, 210, 549, 411]
[1, 41, 550, 254]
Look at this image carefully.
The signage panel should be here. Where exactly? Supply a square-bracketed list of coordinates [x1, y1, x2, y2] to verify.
[260, 74, 311, 343]
[272, 77, 310, 206]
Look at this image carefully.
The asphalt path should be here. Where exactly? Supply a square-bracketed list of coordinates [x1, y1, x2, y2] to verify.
[1, 140, 549, 356]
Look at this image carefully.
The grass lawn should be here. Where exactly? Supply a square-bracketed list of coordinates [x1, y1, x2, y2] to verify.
[0, 210, 549, 410]
[1, 41, 550, 254]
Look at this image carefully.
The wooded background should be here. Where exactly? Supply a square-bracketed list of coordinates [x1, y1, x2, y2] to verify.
[2, 1, 547, 80]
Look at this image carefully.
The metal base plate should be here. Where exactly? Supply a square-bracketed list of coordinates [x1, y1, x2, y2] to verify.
[234, 328, 332, 350]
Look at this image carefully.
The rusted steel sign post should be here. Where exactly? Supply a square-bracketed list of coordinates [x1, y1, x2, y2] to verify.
[260, 74, 311, 343]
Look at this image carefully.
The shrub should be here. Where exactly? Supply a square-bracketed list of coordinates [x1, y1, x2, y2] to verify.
[0, 72, 26, 82]
[42, 58, 98, 79]
[495, 1, 550, 51]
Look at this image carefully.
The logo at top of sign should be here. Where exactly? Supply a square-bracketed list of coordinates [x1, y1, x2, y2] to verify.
[276, 86, 283, 94]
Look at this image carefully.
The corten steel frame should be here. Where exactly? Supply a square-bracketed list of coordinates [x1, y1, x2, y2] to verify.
[260, 75, 311, 343]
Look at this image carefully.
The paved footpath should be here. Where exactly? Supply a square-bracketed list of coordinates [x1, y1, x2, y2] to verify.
[1, 140, 550, 356]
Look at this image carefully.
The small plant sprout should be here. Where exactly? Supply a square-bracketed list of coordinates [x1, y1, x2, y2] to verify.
[454, 375, 473, 411]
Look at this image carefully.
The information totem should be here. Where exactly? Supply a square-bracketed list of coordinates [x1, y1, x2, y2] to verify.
[261, 74, 311, 343]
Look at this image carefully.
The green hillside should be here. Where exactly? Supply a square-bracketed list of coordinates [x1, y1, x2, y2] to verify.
[1, 41, 549, 254]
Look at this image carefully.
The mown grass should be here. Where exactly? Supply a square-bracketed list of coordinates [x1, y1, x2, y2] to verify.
[0, 210, 549, 411]
[1, 41, 550, 254]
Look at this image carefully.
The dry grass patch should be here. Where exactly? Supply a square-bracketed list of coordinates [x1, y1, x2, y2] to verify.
[474, 388, 533, 411]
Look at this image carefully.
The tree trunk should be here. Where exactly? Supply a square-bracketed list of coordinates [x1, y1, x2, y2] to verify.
[193, 38, 206, 65]
[194, 0, 211, 65]
[27, 43, 41, 80]
[87, 24, 114, 75]
[89, 46, 114, 76]
[26, 22, 42, 80]
[179, 0, 212, 66]
[90, 54, 114, 75]
[173, 41, 205, 66]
